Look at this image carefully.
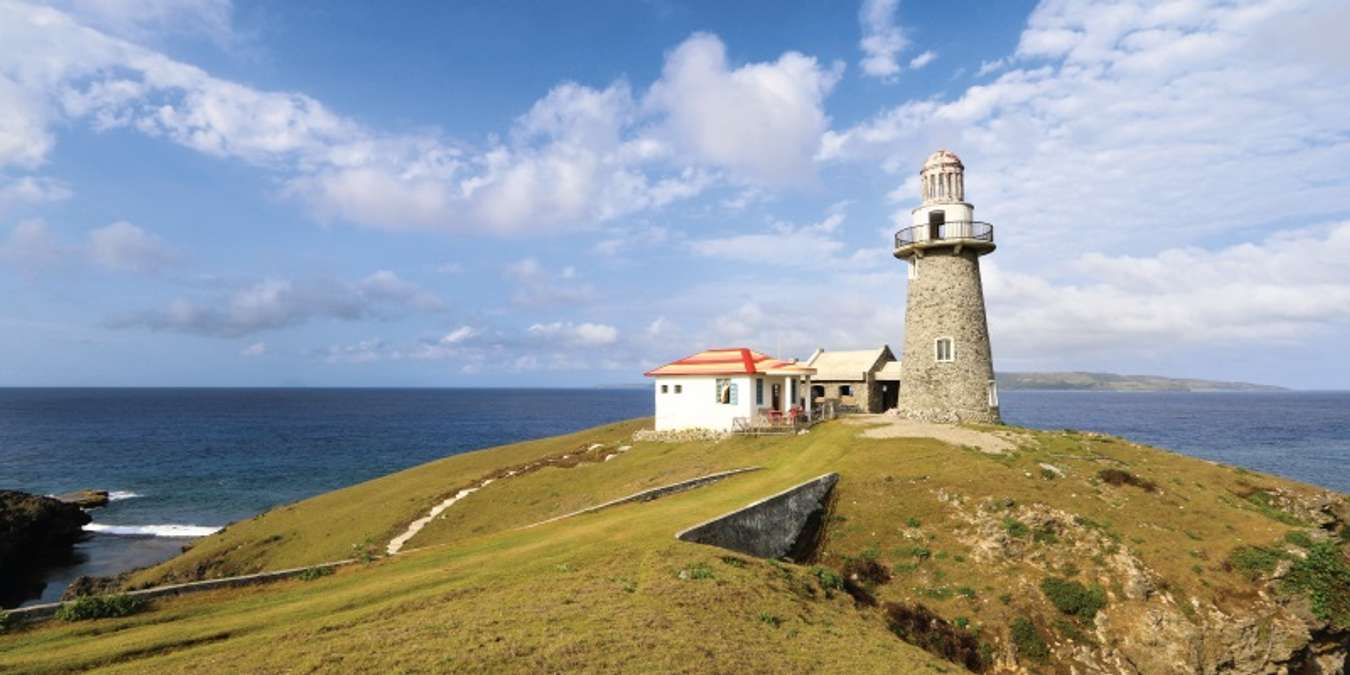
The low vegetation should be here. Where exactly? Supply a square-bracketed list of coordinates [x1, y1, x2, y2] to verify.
[54, 595, 148, 622]
[1, 418, 1345, 673]
[1097, 468, 1158, 492]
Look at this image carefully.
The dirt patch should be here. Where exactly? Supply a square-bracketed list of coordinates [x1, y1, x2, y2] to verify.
[844, 415, 1020, 454]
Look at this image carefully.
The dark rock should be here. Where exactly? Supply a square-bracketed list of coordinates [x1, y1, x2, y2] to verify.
[0, 490, 91, 607]
[54, 489, 110, 508]
[60, 574, 123, 601]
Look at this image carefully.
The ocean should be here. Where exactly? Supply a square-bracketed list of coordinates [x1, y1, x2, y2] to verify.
[1, 387, 1346, 607]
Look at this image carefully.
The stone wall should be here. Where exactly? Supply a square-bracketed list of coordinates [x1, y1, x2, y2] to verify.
[898, 248, 1000, 423]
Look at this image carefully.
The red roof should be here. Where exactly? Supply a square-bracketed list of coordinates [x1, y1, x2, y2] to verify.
[644, 348, 814, 377]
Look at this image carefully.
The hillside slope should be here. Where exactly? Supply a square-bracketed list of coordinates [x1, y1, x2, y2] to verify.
[2, 419, 1346, 673]
[997, 371, 1287, 392]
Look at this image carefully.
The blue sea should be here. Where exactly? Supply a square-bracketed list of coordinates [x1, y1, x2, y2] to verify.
[1, 387, 1346, 607]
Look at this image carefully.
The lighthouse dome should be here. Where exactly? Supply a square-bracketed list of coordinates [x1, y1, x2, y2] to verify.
[920, 149, 964, 204]
[922, 149, 963, 172]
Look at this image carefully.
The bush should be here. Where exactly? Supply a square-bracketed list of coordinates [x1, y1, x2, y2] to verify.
[1010, 617, 1050, 663]
[1040, 577, 1106, 622]
[842, 557, 892, 586]
[758, 611, 783, 628]
[1226, 545, 1286, 581]
[1003, 517, 1030, 539]
[811, 565, 843, 591]
[1281, 541, 1350, 630]
[1284, 531, 1314, 549]
[0, 611, 12, 633]
[55, 595, 148, 622]
[299, 566, 334, 581]
[1097, 468, 1157, 492]
[682, 563, 715, 580]
[906, 517, 922, 528]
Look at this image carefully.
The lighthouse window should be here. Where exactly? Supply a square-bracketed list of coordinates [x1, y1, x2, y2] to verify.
[988, 380, 999, 408]
[935, 337, 955, 362]
[907, 259, 917, 280]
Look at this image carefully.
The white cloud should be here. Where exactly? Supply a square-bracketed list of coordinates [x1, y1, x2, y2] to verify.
[1, 6, 838, 234]
[645, 33, 843, 184]
[908, 50, 936, 69]
[86, 221, 176, 272]
[0, 176, 72, 211]
[688, 204, 874, 267]
[504, 258, 595, 306]
[975, 58, 1006, 77]
[441, 325, 478, 345]
[112, 271, 444, 336]
[527, 321, 619, 346]
[858, 0, 908, 80]
[240, 341, 265, 357]
[822, 0, 1350, 261]
[53, 0, 236, 46]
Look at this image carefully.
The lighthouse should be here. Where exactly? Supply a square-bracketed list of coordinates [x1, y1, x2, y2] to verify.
[893, 150, 1000, 424]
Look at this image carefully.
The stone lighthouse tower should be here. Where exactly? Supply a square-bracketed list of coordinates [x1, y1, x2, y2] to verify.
[894, 150, 1000, 423]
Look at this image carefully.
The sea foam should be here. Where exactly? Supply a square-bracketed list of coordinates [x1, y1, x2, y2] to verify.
[107, 491, 143, 501]
[84, 523, 221, 538]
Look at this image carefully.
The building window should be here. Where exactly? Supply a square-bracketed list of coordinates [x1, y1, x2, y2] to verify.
[756, 378, 764, 405]
[935, 337, 955, 362]
[839, 384, 853, 397]
[988, 380, 999, 408]
[674, 384, 682, 394]
[907, 259, 917, 280]
[715, 378, 737, 405]
[660, 384, 668, 394]
[790, 379, 798, 404]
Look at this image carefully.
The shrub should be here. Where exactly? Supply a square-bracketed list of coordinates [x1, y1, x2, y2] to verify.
[1033, 524, 1059, 545]
[956, 586, 977, 599]
[1097, 468, 1157, 492]
[0, 611, 12, 633]
[1010, 617, 1050, 663]
[1040, 467, 1058, 480]
[1226, 545, 1286, 581]
[719, 555, 747, 568]
[998, 593, 1012, 605]
[906, 517, 922, 528]
[682, 563, 715, 580]
[1284, 531, 1314, 549]
[1003, 517, 1029, 539]
[758, 612, 783, 628]
[861, 544, 881, 561]
[811, 566, 843, 591]
[885, 602, 988, 672]
[55, 595, 147, 622]
[1040, 577, 1106, 622]
[1281, 541, 1350, 630]
[298, 566, 334, 581]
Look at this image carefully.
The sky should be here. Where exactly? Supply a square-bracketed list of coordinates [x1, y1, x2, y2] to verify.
[2, 0, 1349, 389]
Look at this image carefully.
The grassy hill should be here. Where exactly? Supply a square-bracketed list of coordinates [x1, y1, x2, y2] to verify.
[997, 371, 1288, 392]
[1, 418, 1346, 673]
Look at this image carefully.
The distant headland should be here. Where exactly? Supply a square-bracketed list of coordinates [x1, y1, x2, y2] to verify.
[997, 371, 1288, 392]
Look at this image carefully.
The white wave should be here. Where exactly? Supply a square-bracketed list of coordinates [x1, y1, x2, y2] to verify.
[84, 522, 221, 538]
[107, 491, 143, 501]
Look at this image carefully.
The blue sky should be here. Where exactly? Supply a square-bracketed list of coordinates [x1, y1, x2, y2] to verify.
[2, 0, 1349, 388]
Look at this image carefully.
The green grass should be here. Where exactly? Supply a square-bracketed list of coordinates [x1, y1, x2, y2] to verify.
[2, 418, 1344, 673]
[54, 595, 149, 622]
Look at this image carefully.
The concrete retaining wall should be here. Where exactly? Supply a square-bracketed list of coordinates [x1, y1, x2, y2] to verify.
[5, 558, 356, 624]
[675, 473, 838, 560]
[525, 467, 762, 529]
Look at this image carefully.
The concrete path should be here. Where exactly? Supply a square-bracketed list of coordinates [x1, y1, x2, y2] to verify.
[843, 414, 1021, 454]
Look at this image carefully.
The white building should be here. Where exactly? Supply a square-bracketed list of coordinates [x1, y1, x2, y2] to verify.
[645, 348, 816, 431]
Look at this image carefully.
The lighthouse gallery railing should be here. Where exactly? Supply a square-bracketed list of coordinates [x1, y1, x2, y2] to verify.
[894, 221, 994, 248]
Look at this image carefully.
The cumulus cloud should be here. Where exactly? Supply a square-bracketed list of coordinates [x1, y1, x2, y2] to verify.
[858, 0, 909, 80]
[527, 321, 619, 347]
[86, 221, 176, 272]
[111, 271, 444, 337]
[1, 5, 838, 233]
[0, 176, 72, 212]
[825, 0, 1350, 261]
[646, 33, 843, 184]
[504, 257, 595, 306]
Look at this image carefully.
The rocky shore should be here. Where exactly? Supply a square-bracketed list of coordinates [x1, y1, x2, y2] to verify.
[0, 490, 91, 608]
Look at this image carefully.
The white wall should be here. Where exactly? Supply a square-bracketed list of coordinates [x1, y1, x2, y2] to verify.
[652, 375, 757, 431]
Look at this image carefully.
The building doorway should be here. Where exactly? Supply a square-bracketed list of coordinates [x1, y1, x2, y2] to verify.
[927, 210, 945, 240]
[771, 383, 782, 410]
[881, 383, 899, 410]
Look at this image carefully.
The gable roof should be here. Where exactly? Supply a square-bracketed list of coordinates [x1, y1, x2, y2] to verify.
[644, 348, 814, 377]
[805, 346, 896, 381]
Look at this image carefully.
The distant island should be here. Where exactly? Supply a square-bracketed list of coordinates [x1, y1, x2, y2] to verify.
[997, 371, 1288, 392]
[606, 371, 1288, 392]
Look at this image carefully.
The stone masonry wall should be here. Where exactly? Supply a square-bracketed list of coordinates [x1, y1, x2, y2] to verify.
[899, 248, 1000, 423]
